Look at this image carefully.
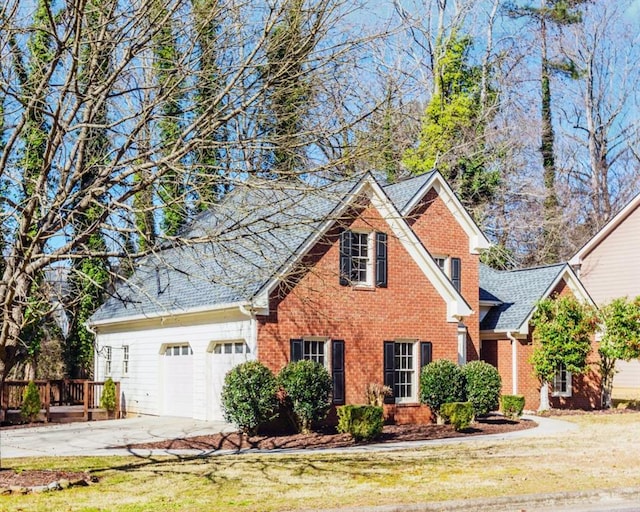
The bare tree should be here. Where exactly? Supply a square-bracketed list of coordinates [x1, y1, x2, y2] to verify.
[0, 0, 380, 382]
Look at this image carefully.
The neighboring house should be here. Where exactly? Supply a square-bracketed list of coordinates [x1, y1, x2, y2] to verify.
[88, 171, 601, 422]
[570, 192, 640, 400]
[479, 264, 600, 411]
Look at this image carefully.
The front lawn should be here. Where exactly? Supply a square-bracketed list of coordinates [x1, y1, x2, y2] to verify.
[1, 412, 639, 511]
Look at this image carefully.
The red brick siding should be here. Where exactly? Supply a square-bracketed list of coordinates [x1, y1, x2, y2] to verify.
[407, 189, 480, 361]
[257, 199, 461, 424]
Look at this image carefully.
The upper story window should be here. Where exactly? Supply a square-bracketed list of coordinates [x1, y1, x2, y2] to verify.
[340, 230, 387, 288]
[552, 363, 572, 397]
[433, 255, 461, 293]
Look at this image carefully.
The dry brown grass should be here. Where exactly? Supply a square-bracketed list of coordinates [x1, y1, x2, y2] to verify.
[1, 412, 638, 511]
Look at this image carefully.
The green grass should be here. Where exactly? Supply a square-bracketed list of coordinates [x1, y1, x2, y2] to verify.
[1, 413, 639, 511]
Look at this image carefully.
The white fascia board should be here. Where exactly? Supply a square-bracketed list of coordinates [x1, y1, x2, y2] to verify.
[479, 330, 527, 340]
[369, 178, 473, 322]
[570, 192, 640, 265]
[401, 171, 491, 254]
[87, 300, 263, 329]
[519, 265, 598, 334]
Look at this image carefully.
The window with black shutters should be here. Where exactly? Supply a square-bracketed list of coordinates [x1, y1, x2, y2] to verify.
[340, 230, 388, 287]
[290, 338, 345, 405]
[384, 340, 433, 403]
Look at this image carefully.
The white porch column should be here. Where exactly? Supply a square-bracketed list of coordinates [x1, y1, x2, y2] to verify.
[507, 331, 518, 395]
[457, 324, 468, 366]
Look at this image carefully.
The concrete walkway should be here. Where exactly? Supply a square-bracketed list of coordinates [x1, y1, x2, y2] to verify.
[0, 414, 576, 459]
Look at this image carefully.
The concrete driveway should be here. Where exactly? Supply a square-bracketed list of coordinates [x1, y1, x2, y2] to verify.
[0, 416, 235, 458]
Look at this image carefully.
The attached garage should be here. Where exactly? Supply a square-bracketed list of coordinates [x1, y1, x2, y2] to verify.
[161, 343, 194, 418]
[208, 340, 251, 421]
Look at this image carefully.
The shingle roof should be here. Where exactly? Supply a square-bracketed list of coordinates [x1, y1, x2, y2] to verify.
[382, 172, 435, 212]
[91, 178, 360, 323]
[479, 263, 567, 332]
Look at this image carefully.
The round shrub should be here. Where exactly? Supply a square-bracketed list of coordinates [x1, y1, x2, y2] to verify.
[278, 360, 332, 433]
[501, 395, 525, 420]
[462, 360, 502, 416]
[419, 359, 466, 419]
[221, 361, 279, 435]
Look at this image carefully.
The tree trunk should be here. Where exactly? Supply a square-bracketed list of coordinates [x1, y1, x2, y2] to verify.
[538, 380, 550, 411]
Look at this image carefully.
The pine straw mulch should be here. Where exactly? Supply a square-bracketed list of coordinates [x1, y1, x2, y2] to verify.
[127, 414, 536, 452]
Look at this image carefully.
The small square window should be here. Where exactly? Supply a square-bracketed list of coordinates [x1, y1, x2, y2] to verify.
[224, 343, 232, 354]
[235, 343, 244, 353]
[213, 344, 221, 354]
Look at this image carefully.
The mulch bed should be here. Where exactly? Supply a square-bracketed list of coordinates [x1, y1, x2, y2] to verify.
[127, 414, 537, 452]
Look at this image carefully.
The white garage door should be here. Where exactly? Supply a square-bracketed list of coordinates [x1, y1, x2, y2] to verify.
[210, 341, 250, 421]
[162, 344, 194, 418]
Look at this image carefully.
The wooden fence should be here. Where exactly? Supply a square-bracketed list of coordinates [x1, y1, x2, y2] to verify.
[1, 379, 120, 422]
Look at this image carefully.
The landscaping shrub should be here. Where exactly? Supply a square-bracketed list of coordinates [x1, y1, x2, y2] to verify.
[336, 405, 384, 442]
[419, 359, 466, 421]
[101, 377, 117, 412]
[365, 383, 392, 407]
[462, 360, 502, 416]
[221, 361, 279, 435]
[278, 360, 332, 433]
[440, 402, 474, 431]
[501, 395, 525, 420]
[21, 381, 42, 423]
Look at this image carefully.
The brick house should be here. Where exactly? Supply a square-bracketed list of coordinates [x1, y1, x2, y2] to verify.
[88, 172, 599, 421]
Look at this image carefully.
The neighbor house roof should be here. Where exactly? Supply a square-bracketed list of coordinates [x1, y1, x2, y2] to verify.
[479, 263, 567, 334]
[570, 191, 640, 265]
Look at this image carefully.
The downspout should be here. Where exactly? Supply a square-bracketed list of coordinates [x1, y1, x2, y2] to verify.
[506, 331, 518, 395]
[85, 321, 99, 380]
[238, 304, 258, 359]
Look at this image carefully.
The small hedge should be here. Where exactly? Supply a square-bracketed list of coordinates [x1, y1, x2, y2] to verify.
[100, 378, 117, 412]
[221, 361, 279, 435]
[279, 360, 332, 433]
[440, 402, 474, 431]
[462, 361, 502, 416]
[420, 359, 466, 419]
[501, 395, 525, 420]
[21, 381, 41, 423]
[337, 405, 384, 442]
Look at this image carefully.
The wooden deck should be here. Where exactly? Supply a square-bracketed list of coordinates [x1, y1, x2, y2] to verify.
[1, 379, 121, 424]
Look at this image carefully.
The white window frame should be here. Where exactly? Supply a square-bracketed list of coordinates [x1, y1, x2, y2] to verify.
[302, 337, 329, 368]
[394, 340, 418, 403]
[433, 255, 450, 276]
[349, 231, 374, 286]
[163, 343, 193, 356]
[211, 341, 250, 355]
[552, 364, 572, 397]
[122, 345, 129, 375]
[104, 346, 112, 376]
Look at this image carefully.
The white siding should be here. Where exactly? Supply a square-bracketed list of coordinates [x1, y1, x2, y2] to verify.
[94, 315, 256, 420]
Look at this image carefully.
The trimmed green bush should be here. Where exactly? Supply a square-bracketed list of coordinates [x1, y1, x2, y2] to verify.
[501, 394, 525, 420]
[440, 401, 474, 431]
[337, 405, 384, 442]
[419, 359, 466, 419]
[221, 361, 279, 435]
[100, 377, 117, 412]
[21, 381, 42, 423]
[462, 361, 502, 416]
[279, 360, 332, 433]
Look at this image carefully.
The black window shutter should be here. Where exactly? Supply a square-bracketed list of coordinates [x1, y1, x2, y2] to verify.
[290, 339, 303, 362]
[420, 342, 433, 371]
[331, 340, 345, 405]
[375, 232, 388, 288]
[451, 257, 461, 292]
[383, 341, 396, 403]
[339, 231, 352, 286]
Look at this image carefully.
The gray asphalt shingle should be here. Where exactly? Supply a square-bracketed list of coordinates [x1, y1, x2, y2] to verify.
[479, 263, 567, 332]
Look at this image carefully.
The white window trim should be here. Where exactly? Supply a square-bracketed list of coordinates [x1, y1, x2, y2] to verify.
[433, 255, 450, 277]
[350, 230, 374, 287]
[302, 336, 329, 369]
[552, 365, 572, 397]
[104, 346, 112, 376]
[162, 343, 193, 356]
[394, 340, 419, 404]
[122, 345, 129, 376]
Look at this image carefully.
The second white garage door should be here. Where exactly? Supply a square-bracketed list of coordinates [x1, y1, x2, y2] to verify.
[162, 343, 194, 418]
